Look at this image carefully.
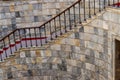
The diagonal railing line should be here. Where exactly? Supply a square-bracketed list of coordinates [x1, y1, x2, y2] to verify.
[0, 0, 81, 42]
[0, 0, 119, 61]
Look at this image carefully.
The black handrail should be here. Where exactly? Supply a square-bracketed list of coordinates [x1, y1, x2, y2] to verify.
[0, 0, 119, 61]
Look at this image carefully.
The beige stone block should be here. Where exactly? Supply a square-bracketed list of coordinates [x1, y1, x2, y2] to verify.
[31, 58, 36, 64]
[80, 55, 86, 61]
[45, 50, 51, 57]
[86, 63, 95, 71]
[66, 59, 77, 66]
[52, 58, 61, 64]
[36, 50, 41, 56]
[9, 5, 15, 12]
[74, 39, 80, 46]
[36, 57, 42, 63]
[29, 4, 33, 10]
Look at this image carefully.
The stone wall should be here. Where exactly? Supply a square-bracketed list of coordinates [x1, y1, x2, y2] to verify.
[0, 0, 75, 38]
[0, 8, 119, 80]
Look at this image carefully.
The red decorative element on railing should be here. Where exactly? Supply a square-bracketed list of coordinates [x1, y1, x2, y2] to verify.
[0, 0, 117, 61]
[113, 2, 120, 7]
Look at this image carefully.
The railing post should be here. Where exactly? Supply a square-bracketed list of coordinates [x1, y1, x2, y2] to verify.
[108, 0, 110, 6]
[64, 12, 67, 32]
[88, 0, 91, 18]
[18, 29, 22, 48]
[59, 16, 62, 35]
[13, 32, 17, 51]
[94, 0, 96, 15]
[68, 8, 72, 30]
[113, 0, 114, 5]
[39, 28, 43, 46]
[104, 0, 106, 9]
[78, 1, 82, 24]
[99, 0, 101, 12]
[54, 19, 57, 38]
[0, 54, 2, 61]
[49, 22, 53, 40]
[24, 29, 27, 47]
[29, 28, 32, 47]
[34, 28, 37, 46]
[44, 24, 47, 43]
[83, 0, 86, 21]
[73, 5, 77, 26]
[8, 36, 12, 54]
[3, 40, 7, 58]
[118, 0, 119, 7]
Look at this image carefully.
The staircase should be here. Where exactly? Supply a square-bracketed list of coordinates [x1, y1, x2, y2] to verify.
[0, 0, 116, 61]
[0, 0, 119, 80]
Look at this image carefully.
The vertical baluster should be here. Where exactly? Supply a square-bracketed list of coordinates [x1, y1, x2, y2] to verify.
[29, 28, 32, 47]
[104, 0, 106, 9]
[113, 0, 114, 5]
[0, 53, 2, 61]
[24, 29, 27, 47]
[99, 0, 101, 12]
[73, 5, 76, 26]
[79, 1, 82, 24]
[59, 16, 62, 35]
[108, 0, 110, 6]
[39, 28, 43, 46]
[88, 0, 91, 18]
[118, 0, 119, 7]
[83, 0, 86, 21]
[13, 32, 17, 51]
[94, 0, 96, 15]
[49, 22, 53, 40]
[64, 12, 67, 32]
[18, 29, 22, 48]
[3, 40, 7, 58]
[8, 36, 12, 54]
[34, 28, 37, 46]
[44, 24, 47, 43]
[68, 8, 72, 30]
[54, 19, 57, 38]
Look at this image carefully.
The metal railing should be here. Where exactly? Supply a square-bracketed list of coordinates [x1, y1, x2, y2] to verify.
[0, 0, 119, 61]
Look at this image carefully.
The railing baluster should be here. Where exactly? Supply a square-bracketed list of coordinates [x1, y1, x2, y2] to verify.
[13, 32, 17, 51]
[59, 15, 62, 35]
[49, 22, 53, 40]
[64, 12, 67, 32]
[73, 5, 76, 26]
[68, 8, 72, 30]
[113, 0, 114, 5]
[8, 36, 12, 54]
[104, 0, 106, 9]
[88, 0, 91, 18]
[18, 29, 22, 48]
[3, 40, 7, 58]
[29, 28, 32, 47]
[34, 28, 37, 46]
[118, 0, 119, 7]
[99, 0, 101, 12]
[0, 54, 2, 61]
[83, 0, 86, 21]
[54, 19, 57, 38]
[79, 1, 82, 24]
[24, 29, 27, 47]
[44, 24, 47, 43]
[39, 28, 43, 46]
[108, 0, 110, 6]
[94, 0, 96, 15]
